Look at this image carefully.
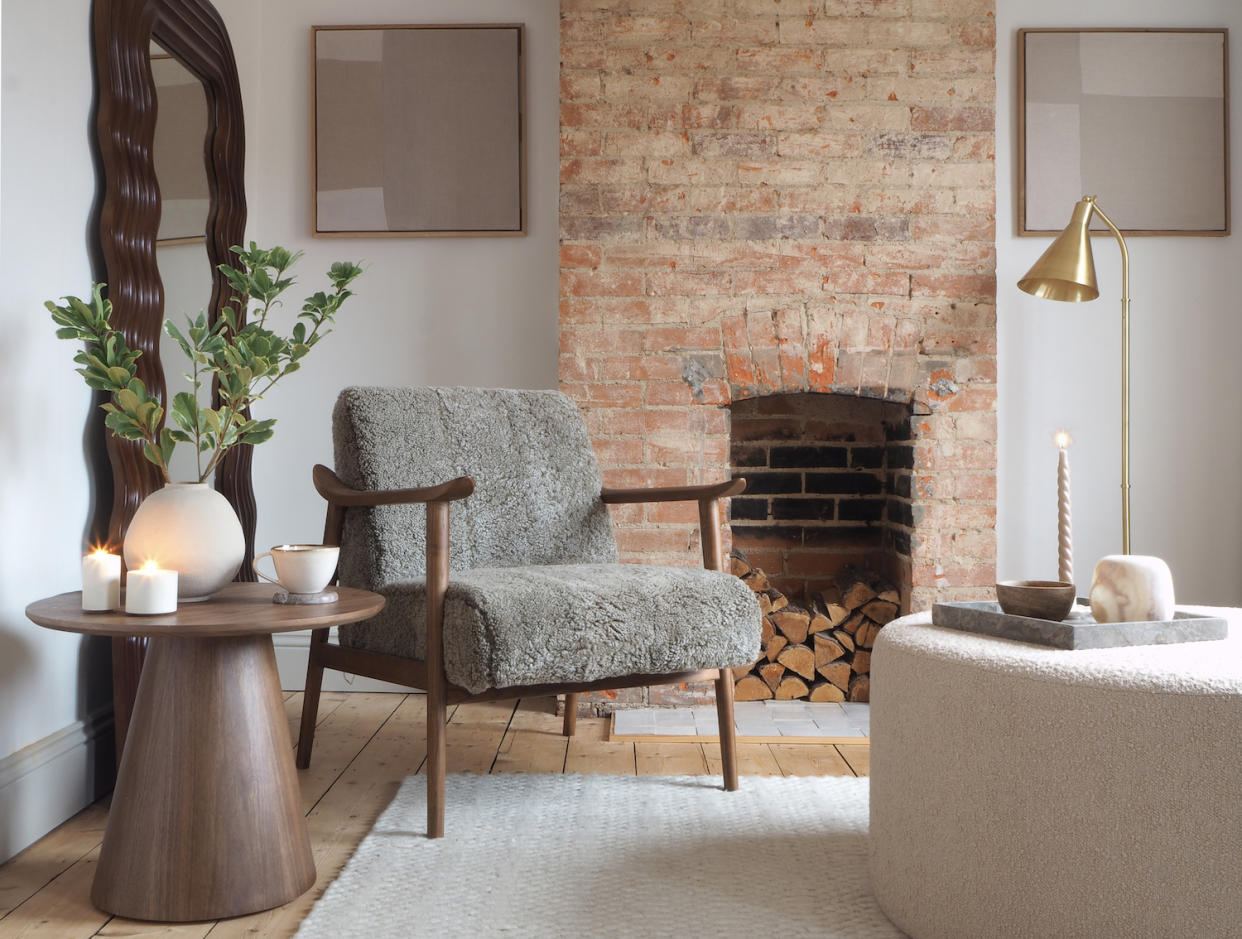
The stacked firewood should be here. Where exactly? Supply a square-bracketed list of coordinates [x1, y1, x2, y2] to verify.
[730, 552, 900, 703]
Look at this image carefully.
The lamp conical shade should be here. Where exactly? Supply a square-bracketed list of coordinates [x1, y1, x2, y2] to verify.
[1017, 198, 1100, 302]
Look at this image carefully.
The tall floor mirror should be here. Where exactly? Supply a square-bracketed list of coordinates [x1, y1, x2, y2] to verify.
[91, 0, 254, 759]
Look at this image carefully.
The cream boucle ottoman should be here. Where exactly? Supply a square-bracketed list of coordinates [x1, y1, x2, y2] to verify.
[869, 607, 1242, 939]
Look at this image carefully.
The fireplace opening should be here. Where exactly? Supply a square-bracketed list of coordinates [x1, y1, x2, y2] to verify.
[729, 393, 914, 611]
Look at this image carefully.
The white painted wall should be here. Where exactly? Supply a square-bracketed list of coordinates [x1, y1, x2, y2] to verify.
[241, 0, 559, 558]
[0, 0, 114, 857]
[997, 0, 1242, 605]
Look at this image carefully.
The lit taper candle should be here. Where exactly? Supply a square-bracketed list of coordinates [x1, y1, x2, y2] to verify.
[1054, 431, 1073, 585]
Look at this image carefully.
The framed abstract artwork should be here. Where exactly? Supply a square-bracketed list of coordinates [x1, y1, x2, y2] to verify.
[1018, 28, 1229, 236]
[312, 24, 525, 237]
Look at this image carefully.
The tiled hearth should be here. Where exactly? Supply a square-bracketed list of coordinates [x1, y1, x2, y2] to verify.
[558, 0, 998, 708]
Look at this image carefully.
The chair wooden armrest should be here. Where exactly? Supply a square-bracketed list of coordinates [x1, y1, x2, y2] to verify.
[601, 479, 746, 573]
[313, 464, 475, 507]
[599, 478, 747, 505]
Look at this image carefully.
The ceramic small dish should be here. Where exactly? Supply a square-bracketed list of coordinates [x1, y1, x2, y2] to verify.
[995, 580, 1076, 621]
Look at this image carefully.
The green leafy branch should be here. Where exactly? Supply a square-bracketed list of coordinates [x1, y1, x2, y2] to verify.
[48, 245, 364, 484]
[47, 285, 175, 479]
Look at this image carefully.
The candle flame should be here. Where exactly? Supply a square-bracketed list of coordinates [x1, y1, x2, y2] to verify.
[141, 559, 160, 572]
[1054, 431, 1073, 448]
[87, 542, 116, 556]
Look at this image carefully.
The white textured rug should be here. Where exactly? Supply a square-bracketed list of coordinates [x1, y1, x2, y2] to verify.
[295, 774, 901, 938]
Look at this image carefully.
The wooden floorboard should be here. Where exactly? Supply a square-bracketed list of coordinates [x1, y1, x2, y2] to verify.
[0, 693, 869, 938]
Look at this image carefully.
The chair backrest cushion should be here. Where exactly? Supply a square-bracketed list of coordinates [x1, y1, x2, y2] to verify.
[333, 387, 618, 588]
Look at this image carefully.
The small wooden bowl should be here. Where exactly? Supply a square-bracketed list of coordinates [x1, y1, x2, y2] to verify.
[995, 580, 1076, 621]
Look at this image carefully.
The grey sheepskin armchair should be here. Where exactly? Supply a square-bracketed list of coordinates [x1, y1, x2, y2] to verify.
[296, 387, 763, 837]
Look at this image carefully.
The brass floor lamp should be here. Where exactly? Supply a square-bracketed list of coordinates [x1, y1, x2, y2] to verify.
[1017, 195, 1132, 554]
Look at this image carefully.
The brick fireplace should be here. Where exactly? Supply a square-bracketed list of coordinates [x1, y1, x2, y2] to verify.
[730, 392, 914, 607]
[558, 0, 998, 707]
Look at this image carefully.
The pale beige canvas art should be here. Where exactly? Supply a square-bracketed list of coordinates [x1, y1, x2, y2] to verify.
[313, 25, 524, 236]
[1020, 29, 1229, 235]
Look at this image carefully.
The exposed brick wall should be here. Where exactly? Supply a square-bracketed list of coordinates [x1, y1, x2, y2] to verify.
[559, 0, 998, 620]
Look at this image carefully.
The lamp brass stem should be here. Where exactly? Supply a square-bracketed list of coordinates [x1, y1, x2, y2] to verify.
[1087, 202, 1131, 555]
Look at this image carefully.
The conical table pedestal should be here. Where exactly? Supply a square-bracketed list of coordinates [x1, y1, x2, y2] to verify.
[26, 584, 384, 922]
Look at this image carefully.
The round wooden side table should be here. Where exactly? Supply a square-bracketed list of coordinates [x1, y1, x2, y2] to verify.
[25, 583, 385, 923]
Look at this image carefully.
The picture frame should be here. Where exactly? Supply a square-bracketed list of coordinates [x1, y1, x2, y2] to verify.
[311, 23, 525, 238]
[1018, 28, 1230, 236]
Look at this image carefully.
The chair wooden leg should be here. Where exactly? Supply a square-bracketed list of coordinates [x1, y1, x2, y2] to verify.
[425, 500, 450, 839]
[426, 678, 447, 839]
[295, 628, 330, 769]
[714, 668, 739, 791]
[562, 693, 578, 737]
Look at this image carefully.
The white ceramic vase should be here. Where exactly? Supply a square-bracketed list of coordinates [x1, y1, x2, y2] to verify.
[123, 482, 245, 601]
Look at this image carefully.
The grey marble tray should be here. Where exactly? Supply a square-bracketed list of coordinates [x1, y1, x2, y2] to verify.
[931, 600, 1229, 650]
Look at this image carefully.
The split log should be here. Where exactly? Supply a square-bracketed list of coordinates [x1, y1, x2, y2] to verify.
[764, 635, 788, 663]
[730, 552, 752, 577]
[731, 664, 752, 682]
[808, 613, 832, 635]
[771, 609, 811, 644]
[878, 588, 900, 605]
[825, 603, 850, 627]
[744, 569, 770, 592]
[758, 593, 772, 616]
[777, 644, 816, 681]
[843, 581, 877, 611]
[854, 622, 874, 649]
[775, 676, 810, 700]
[833, 629, 855, 653]
[848, 674, 870, 703]
[840, 612, 865, 636]
[813, 634, 846, 668]
[862, 598, 899, 625]
[852, 650, 871, 675]
[735, 676, 774, 701]
[809, 682, 846, 703]
[760, 617, 775, 643]
[759, 662, 786, 692]
[818, 661, 852, 692]
[765, 589, 789, 614]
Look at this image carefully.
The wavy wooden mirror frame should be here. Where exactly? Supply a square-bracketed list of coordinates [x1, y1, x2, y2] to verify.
[91, 0, 253, 757]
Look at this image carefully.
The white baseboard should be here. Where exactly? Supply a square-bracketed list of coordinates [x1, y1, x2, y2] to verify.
[0, 708, 115, 863]
[273, 629, 417, 694]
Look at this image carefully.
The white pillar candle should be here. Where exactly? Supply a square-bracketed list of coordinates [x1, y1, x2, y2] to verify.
[125, 561, 178, 615]
[1054, 431, 1073, 585]
[82, 549, 121, 611]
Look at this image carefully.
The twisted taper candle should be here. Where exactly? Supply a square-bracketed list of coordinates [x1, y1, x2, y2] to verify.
[1055, 432, 1073, 585]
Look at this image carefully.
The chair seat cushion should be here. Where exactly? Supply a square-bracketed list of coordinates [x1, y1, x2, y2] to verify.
[338, 563, 763, 694]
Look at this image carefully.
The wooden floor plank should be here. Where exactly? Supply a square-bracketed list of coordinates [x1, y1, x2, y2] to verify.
[96, 916, 213, 937]
[565, 717, 636, 775]
[705, 743, 782, 777]
[0, 696, 868, 938]
[492, 698, 568, 775]
[292, 693, 406, 814]
[0, 853, 107, 938]
[438, 700, 516, 775]
[634, 741, 708, 776]
[770, 743, 855, 777]
[836, 743, 870, 777]
[0, 803, 108, 921]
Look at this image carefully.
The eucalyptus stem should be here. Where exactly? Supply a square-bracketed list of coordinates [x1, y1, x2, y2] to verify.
[49, 245, 364, 483]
